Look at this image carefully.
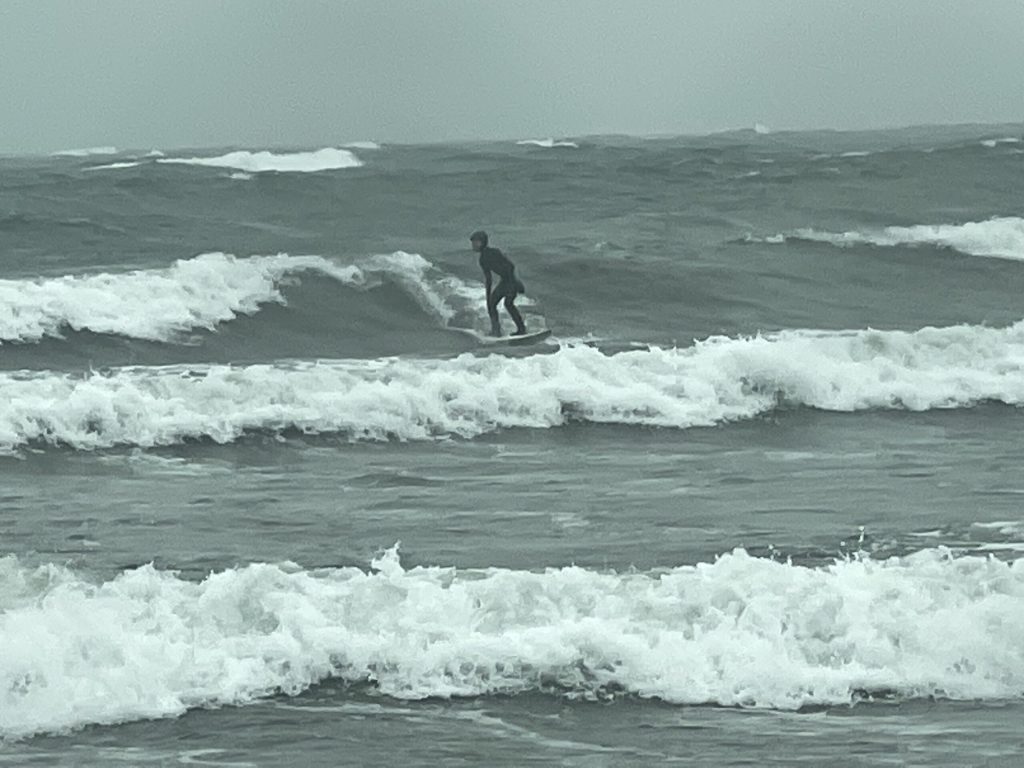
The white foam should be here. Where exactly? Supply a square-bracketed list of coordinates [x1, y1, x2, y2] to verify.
[973, 520, 1024, 536]
[2, 545, 1022, 740]
[839, 151, 871, 158]
[516, 139, 579, 149]
[2, 319, 1024, 450]
[343, 141, 380, 150]
[158, 148, 363, 173]
[0, 252, 362, 344]
[761, 217, 1024, 262]
[87, 161, 143, 171]
[754, 123, 771, 135]
[51, 146, 118, 157]
[981, 138, 1020, 148]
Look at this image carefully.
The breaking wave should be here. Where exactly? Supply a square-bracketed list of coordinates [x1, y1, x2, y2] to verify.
[2, 546, 1022, 740]
[0, 251, 482, 346]
[51, 146, 118, 157]
[516, 139, 580, 149]
[755, 217, 1024, 262]
[158, 148, 363, 173]
[2, 320, 1023, 450]
[0, 253, 359, 344]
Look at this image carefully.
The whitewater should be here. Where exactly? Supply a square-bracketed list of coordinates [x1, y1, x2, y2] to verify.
[3, 546, 1023, 740]
[757, 216, 1024, 262]
[1, 320, 1023, 451]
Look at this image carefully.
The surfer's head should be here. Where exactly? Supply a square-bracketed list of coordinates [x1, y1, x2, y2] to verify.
[470, 230, 488, 251]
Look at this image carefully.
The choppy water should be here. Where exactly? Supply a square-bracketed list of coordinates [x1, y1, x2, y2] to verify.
[2, 125, 1024, 766]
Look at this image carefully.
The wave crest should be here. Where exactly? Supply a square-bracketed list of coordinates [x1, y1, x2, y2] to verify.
[158, 148, 363, 173]
[516, 139, 579, 149]
[755, 217, 1024, 261]
[0, 253, 360, 344]
[0, 250, 489, 346]
[51, 146, 118, 157]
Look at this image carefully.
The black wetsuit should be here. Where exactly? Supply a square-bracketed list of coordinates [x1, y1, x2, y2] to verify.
[479, 246, 526, 334]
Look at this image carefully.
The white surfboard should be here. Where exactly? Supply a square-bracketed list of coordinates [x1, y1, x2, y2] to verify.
[458, 328, 553, 347]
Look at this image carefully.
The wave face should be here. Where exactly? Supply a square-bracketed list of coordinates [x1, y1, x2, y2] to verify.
[759, 217, 1024, 262]
[2, 320, 1022, 450]
[158, 148, 363, 173]
[2, 546, 1022, 739]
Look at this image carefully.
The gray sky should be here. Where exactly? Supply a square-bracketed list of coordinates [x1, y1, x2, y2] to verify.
[2, 0, 1022, 153]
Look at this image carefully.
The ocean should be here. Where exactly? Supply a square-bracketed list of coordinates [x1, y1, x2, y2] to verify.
[1, 125, 1023, 766]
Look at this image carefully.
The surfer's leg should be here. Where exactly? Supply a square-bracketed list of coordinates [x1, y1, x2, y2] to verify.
[487, 290, 502, 336]
[504, 295, 526, 335]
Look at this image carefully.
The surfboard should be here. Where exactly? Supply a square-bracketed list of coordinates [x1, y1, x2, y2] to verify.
[459, 328, 553, 346]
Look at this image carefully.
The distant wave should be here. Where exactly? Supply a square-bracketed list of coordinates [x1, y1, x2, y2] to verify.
[808, 150, 873, 160]
[0, 251, 487, 346]
[158, 148, 363, 173]
[86, 160, 143, 171]
[516, 139, 579, 149]
[981, 138, 1020, 148]
[3, 544, 1022, 739]
[343, 141, 380, 150]
[754, 216, 1024, 262]
[2, 320, 1023, 450]
[51, 146, 118, 157]
[87, 150, 164, 170]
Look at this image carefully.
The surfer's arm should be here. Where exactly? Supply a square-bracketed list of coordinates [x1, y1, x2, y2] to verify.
[482, 267, 493, 297]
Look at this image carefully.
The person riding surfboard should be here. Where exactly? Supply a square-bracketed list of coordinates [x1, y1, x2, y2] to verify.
[470, 230, 527, 337]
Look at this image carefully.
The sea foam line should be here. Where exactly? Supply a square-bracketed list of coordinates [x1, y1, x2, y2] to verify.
[1, 320, 1022, 450]
[2, 546, 1022, 740]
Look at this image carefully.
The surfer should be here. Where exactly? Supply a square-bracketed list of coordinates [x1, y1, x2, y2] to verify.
[470, 230, 527, 337]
